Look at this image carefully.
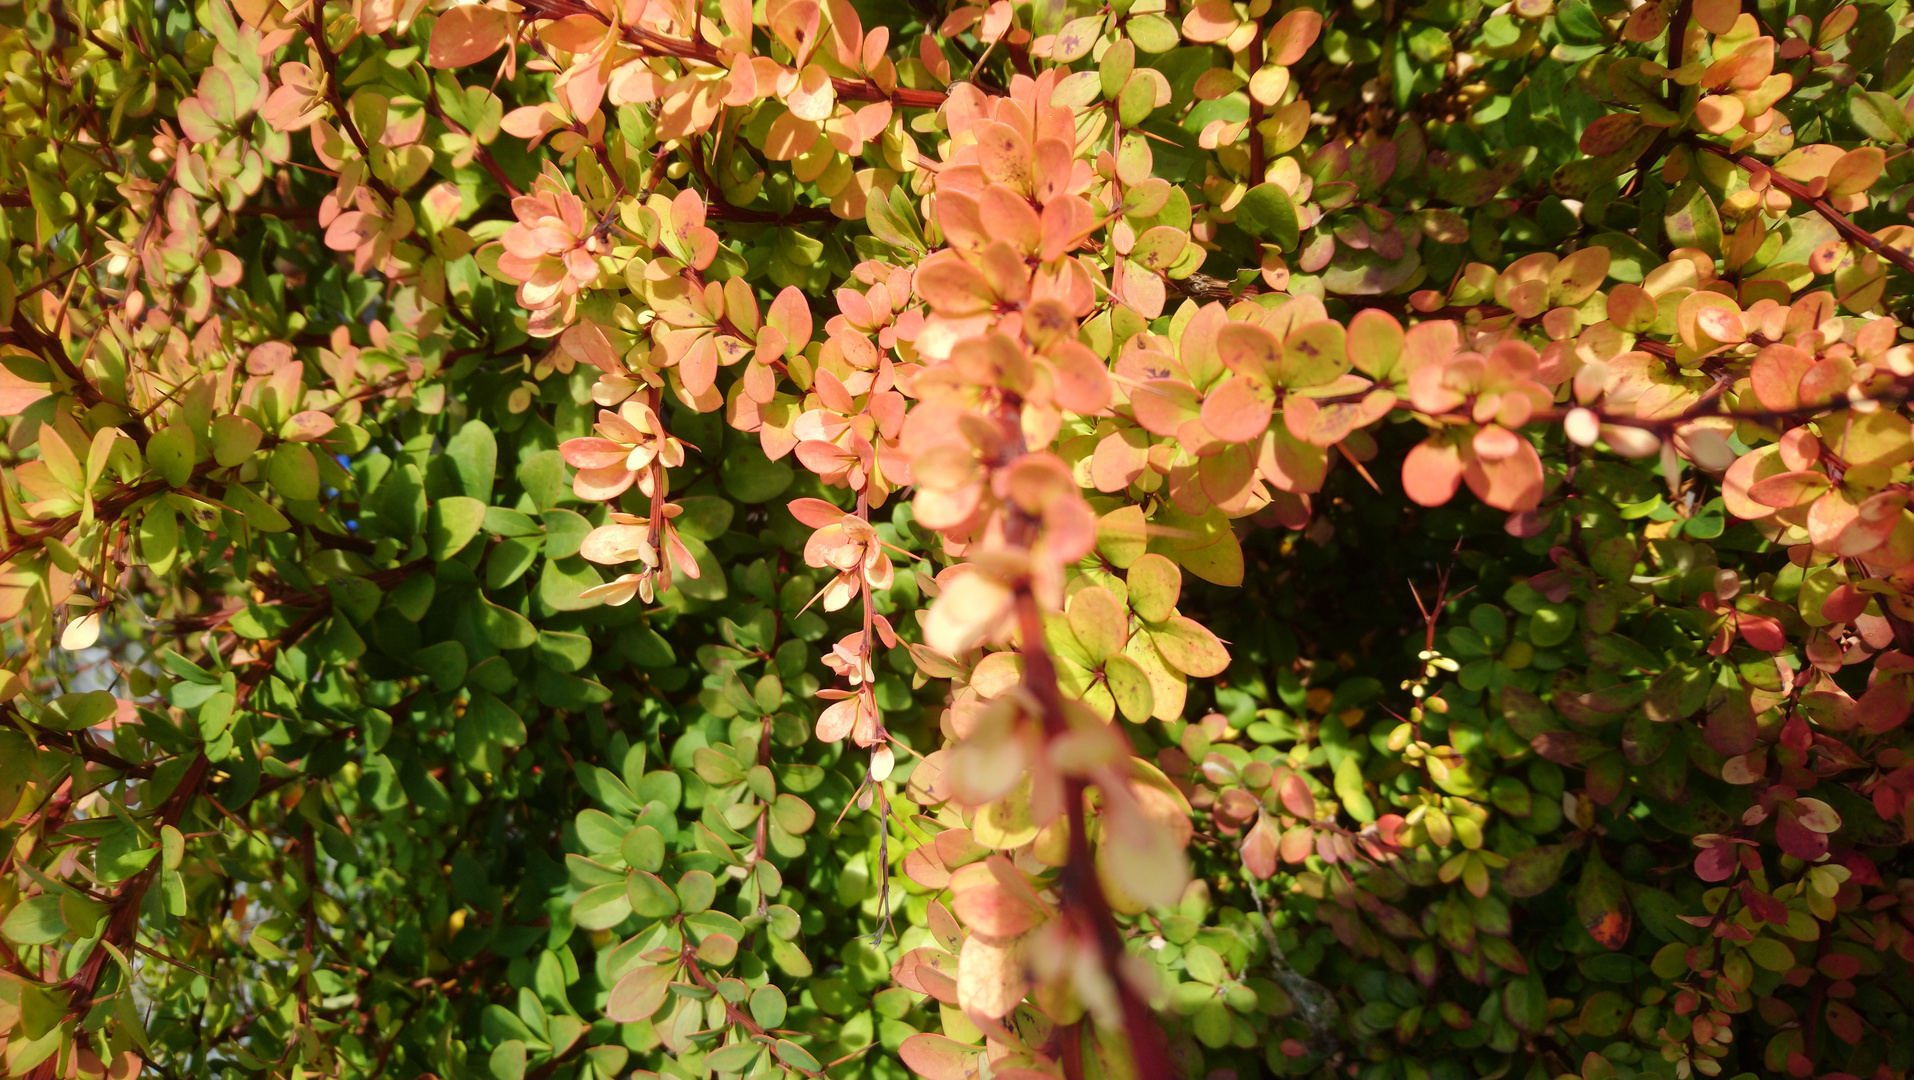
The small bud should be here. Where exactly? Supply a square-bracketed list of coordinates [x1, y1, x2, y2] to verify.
[1714, 569, 1741, 601]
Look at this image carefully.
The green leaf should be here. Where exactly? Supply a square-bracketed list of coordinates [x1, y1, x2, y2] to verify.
[478, 595, 537, 650]
[224, 483, 290, 532]
[539, 557, 605, 612]
[517, 450, 567, 511]
[625, 871, 679, 918]
[427, 496, 488, 560]
[571, 883, 632, 931]
[722, 442, 795, 503]
[445, 420, 498, 500]
[773, 1040, 821, 1073]
[489, 1041, 527, 1080]
[1, 894, 65, 945]
[750, 984, 788, 1029]
[1663, 180, 1723, 259]
[210, 414, 262, 466]
[1850, 90, 1914, 143]
[414, 640, 468, 690]
[148, 425, 196, 487]
[1579, 990, 1630, 1037]
[1333, 755, 1375, 823]
[532, 629, 591, 672]
[1236, 184, 1300, 252]
[1184, 943, 1225, 984]
[43, 690, 117, 730]
[541, 508, 591, 559]
[267, 444, 319, 501]
[620, 826, 665, 872]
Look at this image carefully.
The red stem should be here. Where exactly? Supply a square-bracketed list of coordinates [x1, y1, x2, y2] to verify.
[1013, 590, 1174, 1080]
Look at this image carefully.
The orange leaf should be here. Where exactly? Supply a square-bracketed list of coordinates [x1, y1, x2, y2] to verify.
[914, 254, 996, 317]
[428, 4, 510, 69]
[1130, 378, 1202, 437]
[1199, 374, 1274, 442]
[1402, 437, 1463, 507]
[1265, 8, 1323, 64]
[899, 1034, 985, 1080]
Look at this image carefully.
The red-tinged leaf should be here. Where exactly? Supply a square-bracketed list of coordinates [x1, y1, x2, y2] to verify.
[1776, 808, 1830, 860]
[1130, 378, 1202, 436]
[1827, 146, 1885, 198]
[1750, 343, 1814, 411]
[1402, 437, 1463, 507]
[567, 435, 634, 476]
[815, 693, 875, 744]
[1045, 340, 1111, 415]
[1826, 1000, 1866, 1045]
[914, 254, 996, 316]
[1793, 796, 1841, 833]
[1199, 442, 1257, 513]
[1215, 321, 1281, 379]
[1722, 444, 1784, 521]
[1694, 841, 1738, 882]
[899, 1034, 985, 1080]
[1852, 676, 1914, 733]
[1822, 583, 1867, 624]
[282, 410, 336, 443]
[672, 333, 716, 397]
[1502, 843, 1574, 897]
[0, 366, 49, 417]
[766, 286, 812, 356]
[1584, 752, 1626, 805]
[573, 464, 638, 501]
[1580, 112, 1645, 155]
[605, 963, 673, 1022]
[1463, 432, 1545, 512]
[1265, 8, 1323, 64]
[1290, 388, 1395, 447]
[1279, 824, 1315, 863]
[903, 844, 951, 890]
[1737, 613, 1787, 652]
[429, 4, 511, 68]
[893, 947, 960, 1003]
[974, 121, 1032, 191]
[1258, 422, 1328, 494]
[1280, 773, 1314, 819]
[1746, 469, 1830, 509]
[1575, 852, 1631, 950]
[1741, 881, 1790, 925]
[1200, 374, 1274, 442]
[1241, 815, 1279, 879]
[1833, 850, 1882, 885]
[949, 877, 1042, 937]
[787, 497, 847, 528]
[1181, 0, 1239, 43]
[1704, 697, 1759, 755]
[1532, 731, 1607, 765]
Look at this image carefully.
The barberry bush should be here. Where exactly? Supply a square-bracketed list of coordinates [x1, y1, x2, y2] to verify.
[4, 0, 1914, 1078]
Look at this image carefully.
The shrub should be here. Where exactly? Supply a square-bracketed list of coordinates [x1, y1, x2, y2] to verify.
[1, 0, 1912, 1079]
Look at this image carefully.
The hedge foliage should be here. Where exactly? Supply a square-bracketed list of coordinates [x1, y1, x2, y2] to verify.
[2, 0, 1914, 1078]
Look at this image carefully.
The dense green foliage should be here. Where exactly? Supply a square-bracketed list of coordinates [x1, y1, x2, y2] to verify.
[4, 0, 1914, 1079]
